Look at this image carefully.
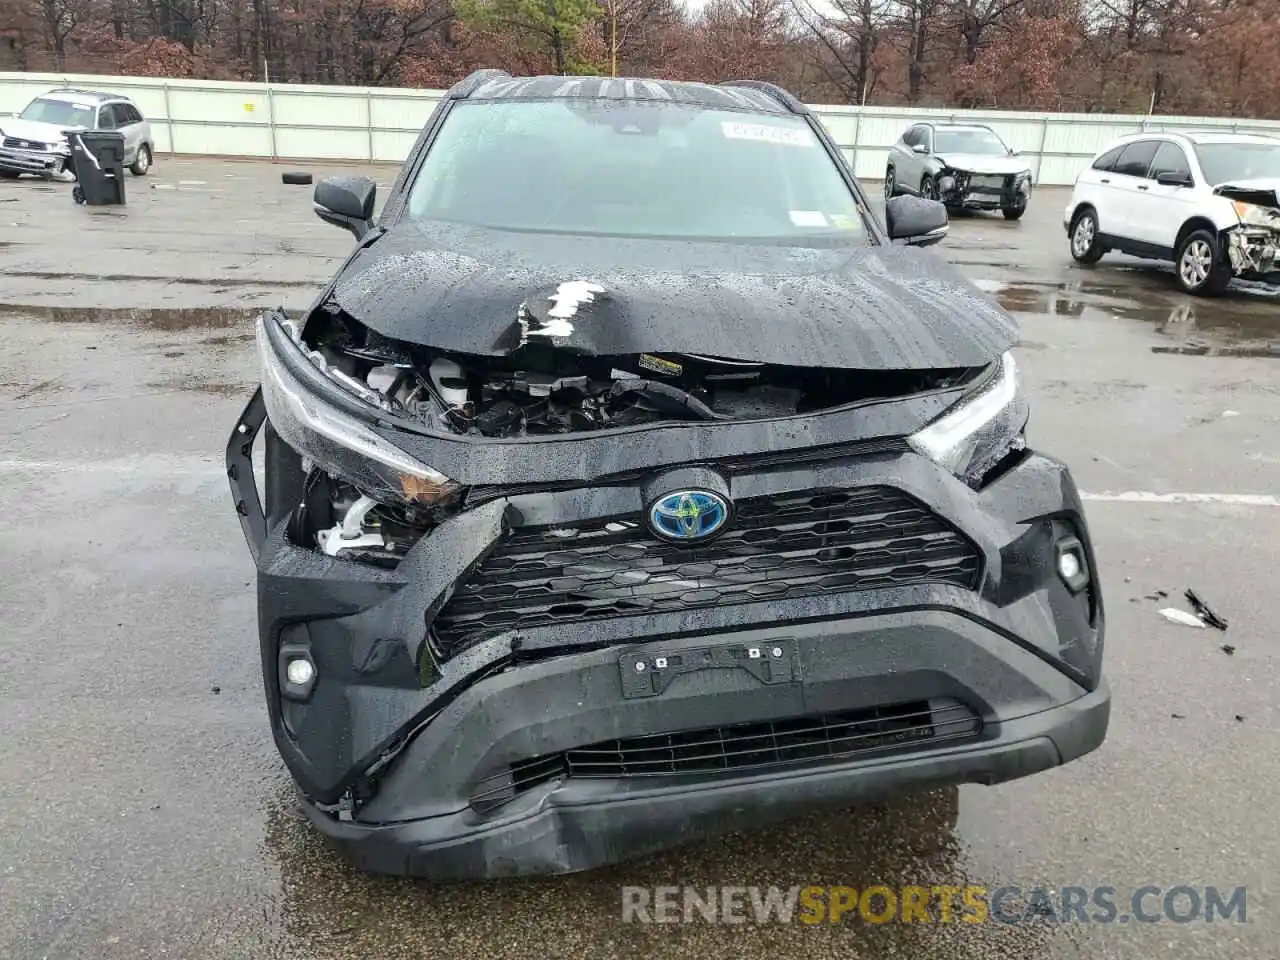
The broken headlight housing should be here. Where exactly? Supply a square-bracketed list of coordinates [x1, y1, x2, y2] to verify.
[257, 316, 461, 509]
[1231, 200, 1280, 229]
[907, 351, 1027, 486]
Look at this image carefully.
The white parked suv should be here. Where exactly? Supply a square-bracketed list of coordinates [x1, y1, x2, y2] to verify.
[1064, 131, 1280, 295]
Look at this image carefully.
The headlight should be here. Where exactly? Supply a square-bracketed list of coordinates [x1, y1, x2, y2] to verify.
[907, 351, 1027, 485]
[1231, 200, 1280, 228]
[257, 316, 461, 506]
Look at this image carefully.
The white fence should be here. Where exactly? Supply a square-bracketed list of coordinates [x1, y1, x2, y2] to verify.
[4, 70, 1279, 186]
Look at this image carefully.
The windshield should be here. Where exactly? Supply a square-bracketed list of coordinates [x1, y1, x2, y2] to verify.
[18, 98, 96, 127]
[1194, 142, 1280, 185]
[403, 100, 870, 242]
[932, 128, 1009, 156]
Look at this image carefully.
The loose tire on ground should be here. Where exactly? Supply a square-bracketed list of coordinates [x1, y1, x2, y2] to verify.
[282, 171, 314, 186]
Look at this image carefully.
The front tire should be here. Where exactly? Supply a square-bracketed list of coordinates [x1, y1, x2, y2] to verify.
[1002, 203, 1026, 221]
[884, 167, 897, 199]
[0, 170, 19, 180]
[1069, 208, 1105, 264]
[1175, 229, 1232, 296]
[130, 144, 152, 176]
[920, 175, 938, 201]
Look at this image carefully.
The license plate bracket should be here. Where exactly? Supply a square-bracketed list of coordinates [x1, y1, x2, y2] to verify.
[619, 639, 798, 699]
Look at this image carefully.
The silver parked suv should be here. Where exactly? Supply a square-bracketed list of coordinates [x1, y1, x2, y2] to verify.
[0, 88, 154, 180]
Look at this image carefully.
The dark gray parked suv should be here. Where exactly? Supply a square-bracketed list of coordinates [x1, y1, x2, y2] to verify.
[227, 69, 1111, 880]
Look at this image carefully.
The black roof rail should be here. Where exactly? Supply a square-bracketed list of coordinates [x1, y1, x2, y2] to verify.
[718, 80, 808, 114]
[449, 69, 511, 100]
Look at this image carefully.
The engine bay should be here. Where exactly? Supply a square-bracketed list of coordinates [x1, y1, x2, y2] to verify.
[296, 303, 980, 439]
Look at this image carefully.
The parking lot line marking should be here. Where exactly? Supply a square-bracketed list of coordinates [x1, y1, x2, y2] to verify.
[1081, 491, 1280, 507]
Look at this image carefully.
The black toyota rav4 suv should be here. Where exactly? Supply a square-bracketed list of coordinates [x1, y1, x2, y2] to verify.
[227, 70, 1110, 879]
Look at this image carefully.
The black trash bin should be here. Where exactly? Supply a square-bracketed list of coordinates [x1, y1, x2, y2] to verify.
[65, 130, 126, 206]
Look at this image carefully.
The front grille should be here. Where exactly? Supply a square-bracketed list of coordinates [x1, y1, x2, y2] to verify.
[2, 137, 43, 150]
[432, 486, 982, 656]
[469, 699, 981, 815]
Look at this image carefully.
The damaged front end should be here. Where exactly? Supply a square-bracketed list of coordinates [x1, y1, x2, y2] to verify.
[1217, 184, 1280, 279]
[937, 169, 1032, 211]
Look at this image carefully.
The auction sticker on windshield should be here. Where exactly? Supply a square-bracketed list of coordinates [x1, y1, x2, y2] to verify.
[721, 121, 813, 147]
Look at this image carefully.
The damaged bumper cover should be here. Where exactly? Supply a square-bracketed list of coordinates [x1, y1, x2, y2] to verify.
[937, 171, 1032, 211]
[227, 312, 1110, 879]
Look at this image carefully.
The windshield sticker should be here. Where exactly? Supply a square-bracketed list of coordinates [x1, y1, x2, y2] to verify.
[721, 121, 813, 147]
[789, 210, 828, 227]
[829, 213, 859, 230]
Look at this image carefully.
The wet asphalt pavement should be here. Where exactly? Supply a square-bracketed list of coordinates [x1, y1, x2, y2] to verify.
[1, 159, 1278, 960]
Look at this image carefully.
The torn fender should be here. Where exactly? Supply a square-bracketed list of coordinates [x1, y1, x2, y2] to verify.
[1215, 180, 1280, 277]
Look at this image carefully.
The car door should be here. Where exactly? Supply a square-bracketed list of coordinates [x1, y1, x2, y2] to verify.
[896, 125, 927, 193]
[1101, 139, 1159, 244]
[1129, 140, 1198, 253]
[112, 103, 142, 162]
[891, 126, 915, 192]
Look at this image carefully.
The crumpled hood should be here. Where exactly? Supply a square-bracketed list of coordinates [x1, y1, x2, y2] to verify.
[330, 222, 1018, 370]
[935, 154, 1030, 177]
[0, 117, 78, 145]
[1214, 178, 1280, 209]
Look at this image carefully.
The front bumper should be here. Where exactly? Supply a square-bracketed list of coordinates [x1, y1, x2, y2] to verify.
[939, 172, 1031, 211]
[0, 145, 68, 176]
[309, 678, 1109, 878]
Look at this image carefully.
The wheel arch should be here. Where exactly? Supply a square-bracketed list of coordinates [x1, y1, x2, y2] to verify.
[1175, 216, 1224, 253]
[1069, 202, 1098, 231]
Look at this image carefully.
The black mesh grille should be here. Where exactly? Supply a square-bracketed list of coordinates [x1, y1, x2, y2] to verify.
[469, 699, 981, 815]
[433, 486, 981, 656]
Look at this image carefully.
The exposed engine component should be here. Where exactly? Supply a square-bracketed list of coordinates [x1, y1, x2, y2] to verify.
[300, 474, 441, 563]
[293, 307, 981, 440]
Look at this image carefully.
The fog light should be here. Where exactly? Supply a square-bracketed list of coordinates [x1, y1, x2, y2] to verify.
[1054, 535, 1089, 594]
[278, 638, 317, 701]
[286, 658, 315, 686]
[1058, 552, 1081, 581]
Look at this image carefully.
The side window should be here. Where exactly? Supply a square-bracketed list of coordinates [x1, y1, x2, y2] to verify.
[1092, 145, 1125, 172]
[1114, 140, 1158, 178]
[97, 105, 117, 129]
[125, 104, 143, 124]
[919, 127, 933, 152]
[902, 127, 920, 147]
[1148, 141, 1191, 181]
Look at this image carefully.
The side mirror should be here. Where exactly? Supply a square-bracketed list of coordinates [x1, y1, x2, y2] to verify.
[885, 194, 949, 247]
[912, 143, 929, 155]
[314, 176, 377, 241]
[1156, 172, 1193, 187]
[1009, 149, 1020, 157]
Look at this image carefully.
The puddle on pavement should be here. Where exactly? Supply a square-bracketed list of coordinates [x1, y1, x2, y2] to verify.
[258, 784, 1059, 959]
[0, 304, 258, 331]
[983, 274, 1280, 355]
